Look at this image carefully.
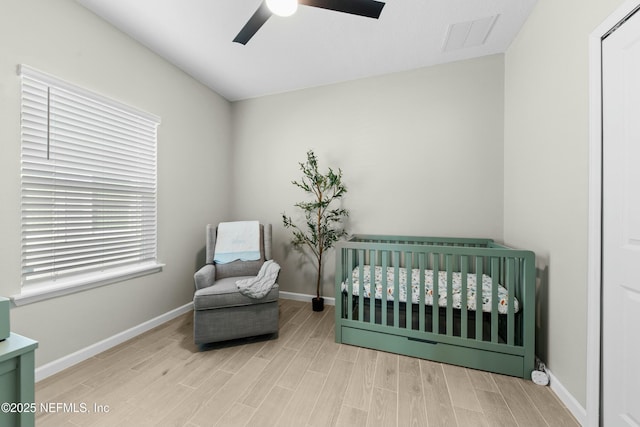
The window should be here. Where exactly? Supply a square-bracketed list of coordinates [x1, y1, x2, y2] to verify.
[15, 65, 162, 305]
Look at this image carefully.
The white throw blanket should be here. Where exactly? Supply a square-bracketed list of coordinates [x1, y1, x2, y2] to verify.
[236, 260, 280, 299]
[213, 221, 260, 264]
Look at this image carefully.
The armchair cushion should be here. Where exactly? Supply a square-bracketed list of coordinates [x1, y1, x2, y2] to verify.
[194, 276, 279, 310]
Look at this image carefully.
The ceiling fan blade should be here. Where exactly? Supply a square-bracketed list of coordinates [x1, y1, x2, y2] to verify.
[299, 0, 385, 19]
[233, 1, 272, 45]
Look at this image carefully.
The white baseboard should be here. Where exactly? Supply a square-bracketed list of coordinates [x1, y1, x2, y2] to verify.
[35, 302, 193, 383]
[279, 291, 335, 306]
[547, 368, 587, 426]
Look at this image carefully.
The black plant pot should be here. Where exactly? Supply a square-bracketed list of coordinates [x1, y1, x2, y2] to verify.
[312, 297, 324, 312]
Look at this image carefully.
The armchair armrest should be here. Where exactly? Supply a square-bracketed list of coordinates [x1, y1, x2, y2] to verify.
[194, 263, 216, 290]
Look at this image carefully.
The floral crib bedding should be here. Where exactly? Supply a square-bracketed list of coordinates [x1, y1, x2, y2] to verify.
[341, 265, 519, 314]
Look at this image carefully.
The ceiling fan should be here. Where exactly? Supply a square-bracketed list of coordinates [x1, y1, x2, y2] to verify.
[233, 0, 386, 45]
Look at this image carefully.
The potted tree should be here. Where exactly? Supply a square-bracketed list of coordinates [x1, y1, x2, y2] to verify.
[282, 150, 349, 311]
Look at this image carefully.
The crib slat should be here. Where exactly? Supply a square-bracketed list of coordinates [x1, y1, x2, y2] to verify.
[406, 251, 413, 330]
[347, 249, 354, 320]
[514, 257, 522, 346]
[446, 254, 454, 336]
[491, 258, 500, 343]
[382, 250, 388, 327]
[475, 257, 483, 341]
[507, 258, 515, 346]
[393, 251, 400, 328]
[369, 250, 376, 324]
[419, 252, 426, 332]
[432, 254, 440, 335]
[358, 249, 365, 324]
[461, 256, 469, 339]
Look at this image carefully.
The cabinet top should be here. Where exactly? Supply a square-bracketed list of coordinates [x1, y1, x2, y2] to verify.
[0, 333, 38, 362]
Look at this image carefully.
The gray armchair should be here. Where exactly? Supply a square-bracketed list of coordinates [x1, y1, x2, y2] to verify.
[193, 223, 279, 345]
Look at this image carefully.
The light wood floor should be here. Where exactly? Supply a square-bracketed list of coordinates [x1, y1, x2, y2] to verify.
[35, 299, 578, 427]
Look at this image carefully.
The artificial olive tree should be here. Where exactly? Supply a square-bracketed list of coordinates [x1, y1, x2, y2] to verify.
[282, 150, 349, 309]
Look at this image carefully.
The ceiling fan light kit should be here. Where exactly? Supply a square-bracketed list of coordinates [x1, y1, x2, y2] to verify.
[266, 0, 298, 17]
[234, 0, 386, 45]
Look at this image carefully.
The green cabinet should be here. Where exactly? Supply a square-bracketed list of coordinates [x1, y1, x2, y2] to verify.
[0, 333, 38, 427]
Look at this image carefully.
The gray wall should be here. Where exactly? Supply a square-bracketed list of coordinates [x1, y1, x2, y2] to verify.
[231, 54, 505, 299]
[0, 0, 232, 366]
[503, 0, 625, 408]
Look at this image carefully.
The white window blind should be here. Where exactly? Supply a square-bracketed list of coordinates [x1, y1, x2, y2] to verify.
[18, 65, 162, 296]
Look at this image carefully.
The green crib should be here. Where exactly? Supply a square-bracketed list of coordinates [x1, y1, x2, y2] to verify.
[335, 234, 536, 379]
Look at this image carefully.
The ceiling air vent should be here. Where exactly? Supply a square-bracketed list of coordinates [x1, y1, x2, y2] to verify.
[443, 15, 499, 51]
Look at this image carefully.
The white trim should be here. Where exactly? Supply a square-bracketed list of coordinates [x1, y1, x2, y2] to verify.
[587, 18, 604, 427]
[279, 291, 336, 306]
[11, 262, 165, 306]
[35, 302, 192, 382]
[587, 2, 640, 426]
[547, 368, 587, 426]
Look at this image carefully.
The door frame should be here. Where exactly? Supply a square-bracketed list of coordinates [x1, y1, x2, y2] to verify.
[588, 2, 640, 426]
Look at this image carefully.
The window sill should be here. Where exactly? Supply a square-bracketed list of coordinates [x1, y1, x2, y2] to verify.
[11, 262, 165, 306]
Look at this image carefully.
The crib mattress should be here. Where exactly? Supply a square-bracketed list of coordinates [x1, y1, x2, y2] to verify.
[342, 265, 519, 314]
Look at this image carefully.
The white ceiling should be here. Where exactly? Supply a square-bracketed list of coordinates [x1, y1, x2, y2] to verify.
[76, 0, 537, 101]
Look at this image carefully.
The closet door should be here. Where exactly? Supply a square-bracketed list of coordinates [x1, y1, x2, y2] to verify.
[602, 6, 640, 426]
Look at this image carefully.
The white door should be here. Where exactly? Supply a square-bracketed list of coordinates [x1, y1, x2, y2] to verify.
[602, 7, 640, 426]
